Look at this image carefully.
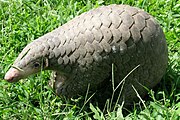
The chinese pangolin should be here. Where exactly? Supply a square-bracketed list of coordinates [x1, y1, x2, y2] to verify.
[4, 4, 168, 105]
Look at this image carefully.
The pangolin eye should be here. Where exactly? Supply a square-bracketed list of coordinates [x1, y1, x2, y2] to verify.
[34, 62, 40, 68]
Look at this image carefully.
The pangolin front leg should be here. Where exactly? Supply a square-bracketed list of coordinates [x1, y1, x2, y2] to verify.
[49, 71, 66, 95]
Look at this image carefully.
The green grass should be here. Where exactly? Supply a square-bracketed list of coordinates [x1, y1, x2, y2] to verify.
[0, 0, 179, 119]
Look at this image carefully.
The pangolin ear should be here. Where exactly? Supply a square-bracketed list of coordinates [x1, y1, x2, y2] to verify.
[44, 57, 49, 68]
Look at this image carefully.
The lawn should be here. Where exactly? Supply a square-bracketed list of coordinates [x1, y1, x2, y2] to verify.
[0, 0, 179, 119]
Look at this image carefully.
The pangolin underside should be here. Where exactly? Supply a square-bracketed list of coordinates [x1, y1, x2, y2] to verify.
[4, 4, 168, 106]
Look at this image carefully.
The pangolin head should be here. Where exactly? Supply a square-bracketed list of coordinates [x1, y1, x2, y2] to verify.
[4, 41, 49, 82]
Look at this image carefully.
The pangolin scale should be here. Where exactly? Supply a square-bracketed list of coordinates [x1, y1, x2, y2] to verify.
[4, 4, 168, 105]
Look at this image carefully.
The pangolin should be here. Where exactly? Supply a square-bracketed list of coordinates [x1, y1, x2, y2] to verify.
[4, 4, 168, 105]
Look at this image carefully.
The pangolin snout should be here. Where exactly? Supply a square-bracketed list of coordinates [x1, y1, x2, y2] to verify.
[4, 68, 20, 82]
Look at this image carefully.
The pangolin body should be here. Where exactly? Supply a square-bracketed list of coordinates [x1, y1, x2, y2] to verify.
[4, 5, 168, 105]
